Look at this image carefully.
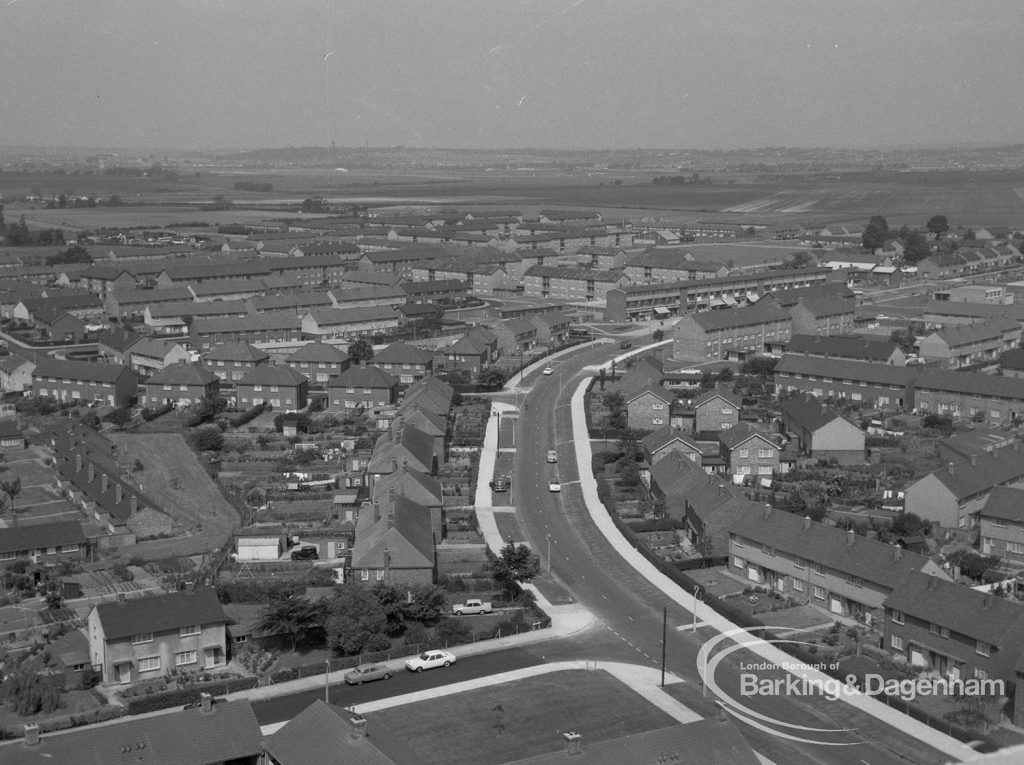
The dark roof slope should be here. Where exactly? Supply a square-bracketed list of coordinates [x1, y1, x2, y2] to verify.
[0, 521, 85, 554]
[34, 358, 133, 385]
[690, 301, 789, 331]
[94, 587, 226, 640]
[785, 334, 902, 362]
[981, 485, 1024, 523]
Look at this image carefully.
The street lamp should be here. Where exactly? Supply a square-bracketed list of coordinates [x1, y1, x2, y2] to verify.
[546, 534, 551, 576]
[325, 659, 331, 703]
[692, 586, 703, 632]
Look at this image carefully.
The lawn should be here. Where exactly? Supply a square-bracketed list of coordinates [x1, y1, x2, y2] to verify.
[364, 669, 677, 765]
[108, 433, 240, 557]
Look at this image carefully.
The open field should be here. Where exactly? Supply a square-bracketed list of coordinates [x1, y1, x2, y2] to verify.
[365, 669, 678, 765]
[108, 433, 239, 557]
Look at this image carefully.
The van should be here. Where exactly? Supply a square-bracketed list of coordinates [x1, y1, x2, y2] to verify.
[547, 450, 558, 463]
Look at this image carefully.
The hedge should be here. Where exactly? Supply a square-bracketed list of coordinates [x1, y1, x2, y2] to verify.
[142, 402, 174, 421]
[125, 676, 258, 715]
[0, 705, 126, 740]
[225, 404, 266, 428]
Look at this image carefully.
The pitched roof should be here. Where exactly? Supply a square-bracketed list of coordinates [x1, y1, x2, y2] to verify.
[0, 699, 263, 765]
[351, 496, 435, 569]
[915, 368, 1024, 400]
[203, 342, 270, 363]
[332, 364, 398, 389]
[784, 334, 901, 362]
[764, 282, 854, 307]
[523, 264, 626, 282]
[717, 422, 777, 450]
[33, 358, 133, 385]
[689, 301, 789, 331]
[191, 312, 302, 333]
[145, 363, 219, 387]
[237, 364, 309, 387]
[729, 509, 940, 590]
[263, 700, 397, 765]
[93, 587, 226, 640]
[791, 296, 855, 318]
[305, 305, 402, 325]
[922, 445, 1024, 501]
[649, 450, 707, 497]
[96, 327, 144, 353]
[286, 342, 350, 364]
[779, 396, 848, 432]
[625, 384, 673, 405]
[147, 300, 248, 319]
[129, 336, 185, 359]
[774, 354, 916, 386]
[0, 520, 85, 554]
[373, 342, 434, 365]
[693, 386, 742, 409]
[0, 354, 32, 375]
[883, 571, 1024, 648]
[373, 466, 443, 506]
[641, 426, 701, 455]
[930, 319, 1018, 347]
[368, 425, 436, 475]
[980, 485, 1024, 523]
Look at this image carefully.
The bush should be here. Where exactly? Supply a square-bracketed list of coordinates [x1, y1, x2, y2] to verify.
[434, 618, 472, 645]
[227, 404, 266, 428]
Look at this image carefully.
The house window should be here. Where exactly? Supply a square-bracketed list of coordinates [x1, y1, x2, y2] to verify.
[721, 407, 733, 415]
[651, 402, 665, 410]
[792, 578, 805, 592]
[270, 386, 279, 393]
[975, 668, 988, 681]
[813, 562, 824, 577]
[977, 641, 991, 657]
[891, 634, 904, 651]
[132, 632, 153, 645]
[892, 610, 904, 625]
[739, 465, 752, 475]
[180, 624, 201, 637]
[930, 624, 949, 638]
[652, 418, 664, 425]
[58, 543, 80, 553]
[762, 544, 774, 556]
[757, 448, 774, 458]
[732, 556, 745, 570]
[376, 569, 385, 580]
[253, 385, 263, 392]
[757, 466, 773, 475]
[138, 656, 161, 672]
[0, 550, 16, 561]
[1008, 542, 1024, 555]
[363, 388, 372, 394]
[794, 557, 806, 570]
[360, 569, 369, 581]
[812, 585, 826, 600]
[175, 650, 197, 666]
[738, 448, 749, 459]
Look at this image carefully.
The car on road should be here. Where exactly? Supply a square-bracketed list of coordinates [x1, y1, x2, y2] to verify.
[289, 545, 318, 561]
[620, 340, 633, 350]
[405, 650, 456, 672]
[542, 367, 553, 375]
[344, 664, 392, 685]
[490, 477, 508, 492]
[549, 480, 561, 492]
[547, 450, 558, 463]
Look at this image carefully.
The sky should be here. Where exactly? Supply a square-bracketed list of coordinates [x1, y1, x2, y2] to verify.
[2, 0, 1024, 152]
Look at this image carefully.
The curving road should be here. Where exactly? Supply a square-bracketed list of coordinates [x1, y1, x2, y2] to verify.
[507, 339, 951, 765]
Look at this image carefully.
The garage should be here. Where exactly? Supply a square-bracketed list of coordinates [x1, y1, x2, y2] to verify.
[236, 534, 282, 561]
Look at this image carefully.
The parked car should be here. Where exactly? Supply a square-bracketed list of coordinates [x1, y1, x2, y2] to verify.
[405, 650, 456, 672]
[290, 545, 318, 561]
[344, 664, 392, 685]
[542, 367, 554, 375]
[620, 340, 633, 350]
[549, 480, 561, 492]
[452, 599, 492, 616]
[490, 478, 508, 492]
[547, 450, 558, 463]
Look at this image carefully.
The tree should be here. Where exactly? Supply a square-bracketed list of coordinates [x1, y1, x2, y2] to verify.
[326, 582, 391, 655]
[926, 215, 949, 239]
[104, 407, 133, 430]
[890, 512, 930, 538]
[740, 357, 777, 377]
[347, 337, 374, 363]
[492, 542, 535, 596]
[186, 424, 224, 452]
[401, 585, 448, 625]
[5, 668, 63, 716]
[922, 413, 954, 436]
[652, 329, 664, 342]
[476, 367, 507, 388]
[45, 244, 92, 265]
[0, 477, 21, 515]
[256, 595, 321, 651]
[786, 251, 815, 269]
[434, 617, 472, 646]
[889, 326, 918, 353]
[603, 390, 626, 429]
[862, 216, 889, 253]
[902, 229, 931, 263]
[236, 643, 278, 682]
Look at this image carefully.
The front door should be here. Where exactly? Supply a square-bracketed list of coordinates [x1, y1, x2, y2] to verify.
[115, 662, 131, 684]
[829, 596, 843, 615]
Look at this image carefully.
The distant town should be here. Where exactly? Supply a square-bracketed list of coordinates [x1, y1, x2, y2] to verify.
[1, 153, 1024, 764]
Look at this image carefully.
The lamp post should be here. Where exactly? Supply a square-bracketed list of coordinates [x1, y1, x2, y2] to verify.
[546, 534, 551, 576]
[692, 586, 703, 632]
[660, 604, 667, 687]
[325, 659, 331, 703]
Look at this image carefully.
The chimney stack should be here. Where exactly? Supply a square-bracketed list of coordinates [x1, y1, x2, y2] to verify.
[88, 463, 95, 482]
[373, 502, 380, 523]
[117, 592, 126, 606]
[928, 574, 939, 591]
[892, 545, 902, 561]
[389, 487, 395, 500]
[803, 515, 811, 531]
[947, 462, 954, 475]
[846, 528, 855, 546]
[392, 458, 398, 472]
[387, 509, 394, 528]
[763, 505, 772, 520]
[130, 496, 138, 515]
[75, 453, 82, 472]
[563, 732, 583, 756]
[200, 692, 213, 713]
[115, 484, 123, 504]
[350, 716, 367, 739]
[969, 454, 977, 466]
[23, 724, 39, 747]
[101, 474, 108, 493]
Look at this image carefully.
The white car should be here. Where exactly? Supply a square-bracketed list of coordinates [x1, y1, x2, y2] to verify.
[549, 481, 561, 492]
[542, 367, 554, 375]
[405, 649, 456, 672]
[547, 450, 558, 463]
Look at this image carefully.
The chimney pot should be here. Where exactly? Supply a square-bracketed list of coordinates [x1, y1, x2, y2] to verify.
[803, 515, 811, 531]
[893, 544, 902, 561]
[847, 528, 855, 546]
[563, 731, 583, 756]
[200, 692, 213, 713]
[101, 474, 108, 493]
[116, 484, 122, 504]
[948, 462, 954, 475]
[130, 496, 138, 514]
[763, 505, 771, 520]
[970, 454, 977, 466]
[350, 716, 367, 739]
[117, 592, 126, 605]
[23, 724, 39, 747]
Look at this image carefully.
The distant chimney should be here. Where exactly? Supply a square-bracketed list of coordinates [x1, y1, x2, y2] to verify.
[373, 502, 380, 523]
[803, 515, 811, 531]
[763, 505, 771, 520]
[947, 462, 954, 475]
[88, 463, 95, 482]
[200, 692, 213, 713]
[75, 453, 82, 473]
[846, 528, 855, 546]
[820, 403, 827, 414]
[387, 509, 394, 528]
[392, 458, 398, 472]
[892, 545, 902, 561]
[115, 484, 122, 504]
[970, 454, 977, 466]
[130, 496, 138, 515]
[23, 724, 39, 747]
[389, 487, 395, 500]
[117, 592, 126, 605]
[563, 732, 583, 756]
[350, 716, 367, 739]
[928, 574, 939, 591]
[101, 474, 108, 493]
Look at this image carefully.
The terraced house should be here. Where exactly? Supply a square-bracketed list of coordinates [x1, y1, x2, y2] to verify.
[673, 301, 791, 362]
[917, 319, 1020, 369]
[328, 363, 399, 412]
[978, 486, 1024, 566]
[728, 508, 948, 620]
[522, 264, 630, 302]
[773, 355, 915, 411]
[787, 297, 856, 337]
[913, 368, 1024, 422]
[143, 363, 220, 407]
[32, 359, 138, 407]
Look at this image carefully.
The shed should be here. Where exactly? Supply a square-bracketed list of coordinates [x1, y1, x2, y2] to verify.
[235, 534, 283, 561]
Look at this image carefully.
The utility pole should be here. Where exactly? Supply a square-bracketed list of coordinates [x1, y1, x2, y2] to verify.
[325, 659, 330, 703]
[660, 605, 667, 687]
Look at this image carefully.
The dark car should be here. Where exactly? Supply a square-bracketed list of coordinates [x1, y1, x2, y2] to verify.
[290, 545, 318, 561]
[490, 478, 508, 492]
[620, 340, 633, 349]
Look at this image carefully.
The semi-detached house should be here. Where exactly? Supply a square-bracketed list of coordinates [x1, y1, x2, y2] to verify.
[328, 363, 399, 412]
[917, 319, 1020, 369]
[978, 485, 1024, 566]
[88, 588, 228, 685]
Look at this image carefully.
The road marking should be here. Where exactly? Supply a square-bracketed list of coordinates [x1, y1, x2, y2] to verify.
[676, 622, 709, 631]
